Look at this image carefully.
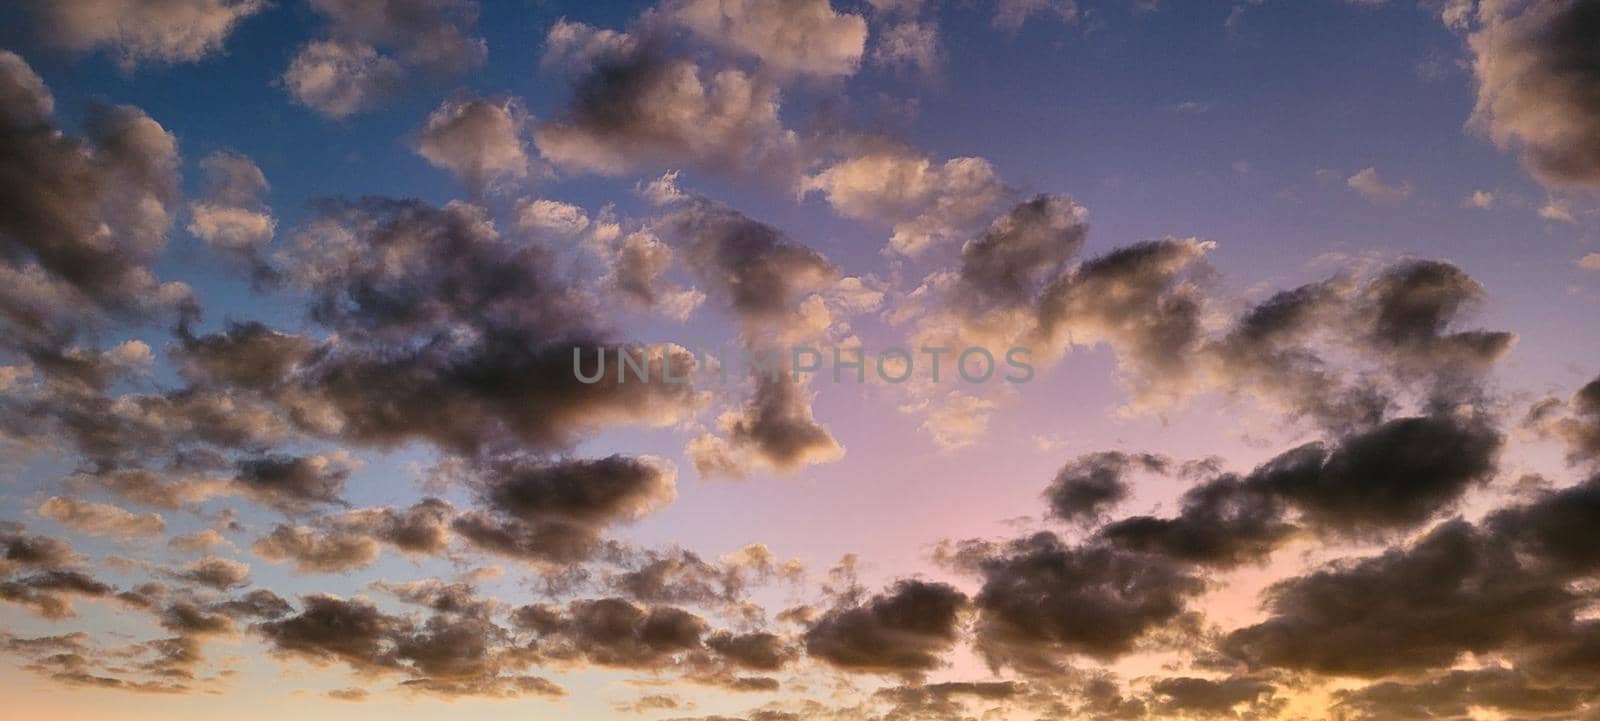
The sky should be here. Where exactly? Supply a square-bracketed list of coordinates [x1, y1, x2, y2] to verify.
[2, 0, 1600, 719]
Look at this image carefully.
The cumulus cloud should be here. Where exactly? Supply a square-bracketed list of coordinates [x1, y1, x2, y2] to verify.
[37, 496, 164, 538]
[668, 0, 868, 78]
[187, 151, 275, 260]
[252, 524, 381, 573]
[269, 197, 701, 454]
[965, 533, 1204, 673]
[534, 22, 800, 177]
[453, 455, 676, 564]
[0, 51, 194, 353]
[24, 0, 266, 69]
[1346, 166, 1412, 204]
[167, 556, 250, 591]
[803, 580, 969, 674]
[414, 96, 532, 192]
[1044, 452, 1168, 524]
[1466, 0, 1600, 186]
[282, 0, 486, 118]
[802, 148, 1008, 255]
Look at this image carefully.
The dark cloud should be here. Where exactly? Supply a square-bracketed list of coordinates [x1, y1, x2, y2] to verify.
[1527, 375, 1600, 465]
[1222, 520, 1580, 677]
[533, 22, 800, 176]
[1099, 474, 1295, 568]
[158, 601, 236, 636]
[1034, 238, 1213, 408]
[960, 194, 1089, 308]
[1045, 451, 1167, 524]
[706, 631, 796, 672]
[1333, 667, 1596, 721]
[374, 579, 495, 618]
[1149, 676, 1280, 718]
[166, 557, 251, 591]
[662, 198, 835, 337]
[1244, 414, 1502, 535]
[0, 568, 113, 619]
[272, 197, 699, 455]
[803, 580, 968, 674]
[175, 321, 314, 392]
[0, 51, 193, 359]
[513, 597, 709, 670]
[454, 454, 675, 564]
[710, 373, 844, 475]
[340, 498, 454, 556]
[233, 453, 351, 513]
[1467, 0, 1600, 186]
[1485, 474, 1600, 577]
[1, 524, 79, 575]
[1353, 261, 1515, 397]
[257, 594, 405, 671]
[972, 533, 1204, 672]
[212, 589, 293, 620]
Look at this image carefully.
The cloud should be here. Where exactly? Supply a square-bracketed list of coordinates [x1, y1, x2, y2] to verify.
[187, 151, 276, 260]
[1044, 452, 1168, 524]
[661, 196, 835, 338]
[534, 23, 800, 177]
[1580, 252, 1600, 271]
[970, 533, 1204, 673]
[801, 148, 1008, 255]
[872, 20, 941, 76]
[960, 195, 1090, 309]
[1034, 237, 1214, 411]
[0, 51, 194, 349]
[268, 197, 700, 454]
[512, 597, 708, 669]
[668, 0, 867, 78]
[0, 569, 113, 619]
[414, 96, 532, 192]
[282, 0, 485, 118]
[166, 556, 251, 591]
[453, 455, 676, 563]
[1150, 676, 1280, 717]
[23, 0, 265, 70]
[37, 496, 164, 538]
[233, 453, 353, 513]
[1346, 166, 1412, 204]
[1467, 0, 1600, 186]
[1334, 667, 1593, 721]
[802, 580, 968, 674]
[252, 524, 381, 573]
[1222, 518, 1582, 677]
[694, 373, 844, 477]
[1242, 414, 1502, 535]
